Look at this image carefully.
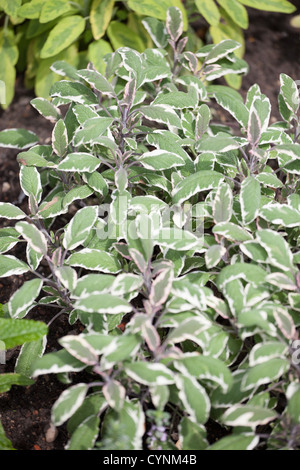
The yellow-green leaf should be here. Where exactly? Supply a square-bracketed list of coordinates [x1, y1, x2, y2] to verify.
[238, 0, 296, 14]
[128, 0, 188, 30]
[18, 0, 44, 19]
[195, 0, 220, 26]
[39, 0, 71, 24]
[217, 0, 248, 29]
[107, 21, 145, 52]
[90, 0, 115, 40]
[40, 15, 86, 59]
[88, 39, 113, 74]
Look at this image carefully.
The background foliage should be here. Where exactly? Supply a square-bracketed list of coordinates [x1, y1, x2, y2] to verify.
[0, 0, 296, 109]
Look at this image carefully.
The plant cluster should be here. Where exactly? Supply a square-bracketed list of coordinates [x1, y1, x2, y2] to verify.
[0, 0, 296, 109]
[0, 7, 300, 451]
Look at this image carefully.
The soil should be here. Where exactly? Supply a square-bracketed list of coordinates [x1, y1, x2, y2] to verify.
[0, 5, 300, 450]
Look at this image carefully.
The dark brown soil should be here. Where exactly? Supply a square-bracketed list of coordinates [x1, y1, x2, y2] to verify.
[0, 5, 299, 450]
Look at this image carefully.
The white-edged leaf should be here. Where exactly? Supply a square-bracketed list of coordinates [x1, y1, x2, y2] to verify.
[221, 404, 277, 429]
[213, 181, 233, 223]
[63, 206, 98, 251]
[0, 202, 26, 220]
[125, 362, 175, 386]
[20, 166, 42, 204]
[172, 171, 224, 205]
[74, 293, 132, 314]
[8, 279, 43, 319]
[15, 221, 48, 255]
[67, 249, 121, 273]
[175, 374, 210, 425]
[59, 335, 98, 365]
[240, 176, 261, 225]
[256, 229, 294, 272]
[58, 153, 100, 173]
[51, 383, 88, 426]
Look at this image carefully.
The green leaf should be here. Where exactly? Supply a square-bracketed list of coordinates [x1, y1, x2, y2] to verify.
[8, 279, 43, 319]
[107, 22, 145, 53]
[0, 202, 26, 220]
[0, 373, 34, 394]
[172, 170, 224, 204]
[17, 0, 44, 19]
[40, 0, 71, 23]
[128, 0, 187, 29]
[90, 0, 115, 40]
[40, 15, 86, 59]
[0, 129, 38, 149]
[238, 0, 295, 14]
[0, 0, 22, 16]
[287, 384, 300, 424]
[217, 0, 248, 28]
[179, 417, 208, 450]
[52, 383, 88, 426]
[195, 0, 220, 26]
[15, 337, 47, 377]
[66, 415, 100, 450]
[0, 318, 48, 349]
[63, 206, 98, 251]
[0, 420, 14, 450]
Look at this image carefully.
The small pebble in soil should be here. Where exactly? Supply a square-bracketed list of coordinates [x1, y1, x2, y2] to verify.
[45, 423, 59, 443]
[2, 182, 11, 192]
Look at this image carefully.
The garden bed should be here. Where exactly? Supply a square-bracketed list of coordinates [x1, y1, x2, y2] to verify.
[0, 5, 299, 451]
